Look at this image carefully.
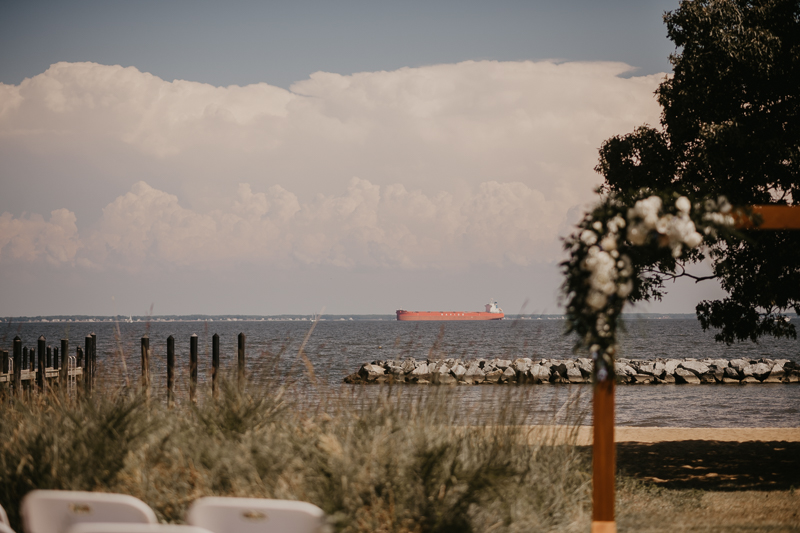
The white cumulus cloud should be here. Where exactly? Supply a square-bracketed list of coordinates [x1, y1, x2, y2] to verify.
[0, 209, 80, 264]
[69, 179, 558, 270]
[0, 60, 664, 272]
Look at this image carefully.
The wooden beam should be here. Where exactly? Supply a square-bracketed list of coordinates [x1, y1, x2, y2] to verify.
[734, 205, 800, 230]
[592, 380, 616, 533]
[591, 203, 800, 532]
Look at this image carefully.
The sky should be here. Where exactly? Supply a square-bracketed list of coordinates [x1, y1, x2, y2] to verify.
[0, 0, 728, 316]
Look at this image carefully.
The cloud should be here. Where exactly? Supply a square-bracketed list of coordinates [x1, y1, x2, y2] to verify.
[61, 178, 555, 270]
[0, 60, 664, 272]
[0, 209, 80, 264]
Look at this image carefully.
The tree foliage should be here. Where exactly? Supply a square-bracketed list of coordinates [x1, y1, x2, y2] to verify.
[596, 0, 800, 343]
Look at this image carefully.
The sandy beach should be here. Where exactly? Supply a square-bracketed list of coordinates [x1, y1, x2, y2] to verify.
[590, 426, 800, 444]
[524, 425, 800, 445]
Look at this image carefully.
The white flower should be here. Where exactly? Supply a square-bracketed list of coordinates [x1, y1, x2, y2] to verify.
[684, 231, 703, 248]
[627, 224, 647, 245]
[592, 221, 603, 232]
[580, 229, 598, 245]
[632, 196, 662, 229]
[703, 212, 734, 227]
[668, 216, 696, 244]
[600, 234, 617, 251]
[617, 280, 633, 298]
[676, 196, 691, 215]
[586, 291, 608, 310]
[617, 255, 632, 277]
[655, 214, 672, 234]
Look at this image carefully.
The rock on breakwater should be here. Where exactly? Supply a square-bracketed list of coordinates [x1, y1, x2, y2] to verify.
[344, 357, 800, 385]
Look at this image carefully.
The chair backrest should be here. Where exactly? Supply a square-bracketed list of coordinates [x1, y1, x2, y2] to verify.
[186, 497, 325, 533]
[21, 491, 157, 533]
[0, 502, 9, 526]
[66, 524, 212, 533]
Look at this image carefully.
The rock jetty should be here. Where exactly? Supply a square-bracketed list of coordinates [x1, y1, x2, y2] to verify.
[344, 357, 800, 385]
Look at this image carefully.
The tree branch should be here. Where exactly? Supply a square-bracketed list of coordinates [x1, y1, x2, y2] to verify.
[641, 262, 717, 283]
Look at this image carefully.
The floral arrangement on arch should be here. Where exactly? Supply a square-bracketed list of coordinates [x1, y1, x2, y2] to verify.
[561, 190, 736, 383]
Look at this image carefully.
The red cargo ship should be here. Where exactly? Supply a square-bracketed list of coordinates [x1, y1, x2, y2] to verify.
[396, 301, 504, 321]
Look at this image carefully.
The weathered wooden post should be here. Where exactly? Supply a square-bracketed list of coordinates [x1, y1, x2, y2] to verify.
[46, 345, 52, 369]
[85, 335, 92, 393]
[53, 346, 59, 370]
[38, 348, 47, 393]
[29, 347, 35, 372]
[76, 346, 84, 393]
[141, 335, 150, 396]
[1, 350, 7, 399]
[60, 339, 68, 388]
[37, 336, 46, 393]
[91, 333, 97, 387]
[167, 335, 175, 407]
[212, 333, 220, 399]
[13, 336, 22, 397]
[237, 332, 246, 390]
[22, 347, 28, 370]
[190, 334, 198, 403]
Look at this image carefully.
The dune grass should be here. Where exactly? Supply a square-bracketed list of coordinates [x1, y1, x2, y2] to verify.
[0, 378, 592, 533]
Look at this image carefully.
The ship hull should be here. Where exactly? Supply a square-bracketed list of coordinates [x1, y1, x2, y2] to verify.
[396, 311, 504, 321]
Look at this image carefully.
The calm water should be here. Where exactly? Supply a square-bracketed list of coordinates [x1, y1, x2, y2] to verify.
[3, 318, 798, 428]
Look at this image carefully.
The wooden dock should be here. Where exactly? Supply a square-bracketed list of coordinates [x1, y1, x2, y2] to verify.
[0, 335, 90, 398]
[1, 332, 249, 402]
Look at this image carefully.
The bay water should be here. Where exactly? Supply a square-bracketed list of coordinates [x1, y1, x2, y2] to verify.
[4, 317, 798, 428]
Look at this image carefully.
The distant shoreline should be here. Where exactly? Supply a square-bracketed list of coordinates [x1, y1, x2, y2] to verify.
[5, 312, 793, 324]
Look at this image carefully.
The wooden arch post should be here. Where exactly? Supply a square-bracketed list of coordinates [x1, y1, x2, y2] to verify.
[591, 205, 800, 533]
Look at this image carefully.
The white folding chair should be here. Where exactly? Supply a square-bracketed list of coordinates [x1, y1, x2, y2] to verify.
[0, 502, 9, 526]
[21, 491, 157, 533]
[187, 497, 325, 533]
[66, 525, 212, 533]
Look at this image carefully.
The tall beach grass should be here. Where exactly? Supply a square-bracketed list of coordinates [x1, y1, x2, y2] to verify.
[0, 373, 592, 533]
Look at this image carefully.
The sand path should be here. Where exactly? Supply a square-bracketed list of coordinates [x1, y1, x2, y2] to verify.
[602, 426, 800, 444]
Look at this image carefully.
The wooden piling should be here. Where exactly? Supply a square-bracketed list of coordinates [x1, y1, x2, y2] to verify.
[85, 336, 92, 393]
[167, 335, 175, 407]
[46, 344, 52, 369]
[141, 335, 150, 396]
[212, 333, 220, 399]
[237, 332, 246, 389]
[13, 336, 21, 397]
[91, 333, 97, 388]
[22, 347, 28, 370]
[53, 346, 59, 371]
[29, 347, 35, 372]
[1, 350, 7, 399]
[37, 336, 46, 393]
[60, 339, 68, 387]
[190, 334, 198, 403]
